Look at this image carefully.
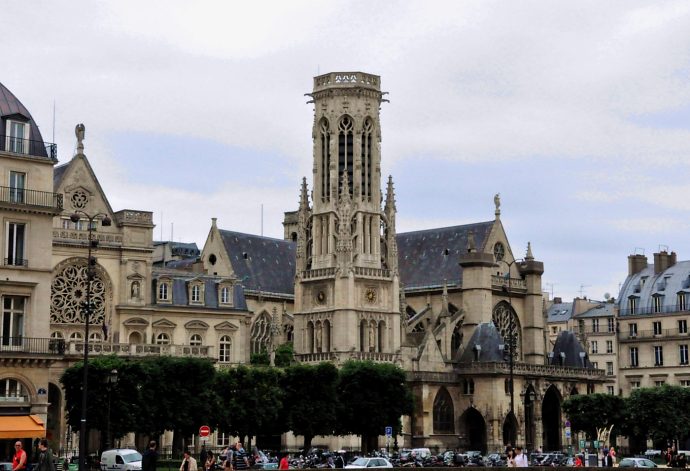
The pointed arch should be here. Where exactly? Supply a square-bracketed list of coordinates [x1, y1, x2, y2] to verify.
[378, 320, 386, 352]
[307, 321, 315, 354]
[524, 384, 538, 451]
[459, 407, 487, 454]
[319, 117, 331, 202]
[338, 115, 354, 197]
[323, 319, 331, 352]
[502, 411, 518, 447]
[492, 301, 521, 359]
[361, 117, 374, 201]
[251, 311, 272, 354]
[542, 385, 562, 451]
[433, 387, 454, 434]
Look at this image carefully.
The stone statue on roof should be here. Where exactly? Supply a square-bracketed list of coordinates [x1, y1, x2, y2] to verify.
[494, 193, 501, 217]
[75, 123, 85, 154]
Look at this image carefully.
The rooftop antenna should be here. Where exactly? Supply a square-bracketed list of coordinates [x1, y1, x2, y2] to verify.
[658, 244, 669, 252]
[52, 100, 56, 144]
[545, 282, 557, 299]
[634, 247, 645, 255]
[171, 222, 174, 243]
[579, 284, 591, 298]
[261, 203, 264, 237]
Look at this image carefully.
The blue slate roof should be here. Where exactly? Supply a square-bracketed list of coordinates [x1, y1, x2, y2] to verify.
[458, 322, 506, 363]
[396, 221, 495, 290]
[0, 81, 51, 159]
[576, 303, 614, 319]
[54, 163, 68, 190]
[151, 271, 248, 310]
[219, 230, 296, 295]
[547, 302, 573, 323]
[618, 260, 690, 315]
[549, 331, 592, 368]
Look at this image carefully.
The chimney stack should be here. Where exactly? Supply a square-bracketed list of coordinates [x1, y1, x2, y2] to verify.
[653, 250, 676, 274]
[628, 254, 648, 276]
[553, 297, 562, 304]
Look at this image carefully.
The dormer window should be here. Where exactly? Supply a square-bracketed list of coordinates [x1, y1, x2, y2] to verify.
[191, 285, 200, 302]
[188, 281, 204, 305]
[221, 286, 230, 304]
[6, 120, 29, 154]
[158, 281, 171, 302]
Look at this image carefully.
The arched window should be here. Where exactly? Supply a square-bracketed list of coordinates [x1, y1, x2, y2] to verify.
[158, 282, 169, 301]
[320, 119, 331, 202]
[219, 335, 231, 363]
[361, 118, 373, 200]
[433, 387, 454, 434]
[190, 284, 203, 304]
[307, 321, 314, 354]
[0, 378, 28, 401]
[69, 332, 83, 342]
[378, 320, 386, 352]
[156, 333, 170, 345]
[51, 331, 63, 339]
[338, 116, 354, 196]
[190, 334, 202, 346]
[359, 320, 367, 352]
[493, 301, 521, 359]
[250, 312, 271, 354]
[323, 320, 331, 353]
[89, 332, 102, 343]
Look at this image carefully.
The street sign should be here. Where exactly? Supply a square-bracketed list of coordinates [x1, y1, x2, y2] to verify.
[385, 426, 393, 437]
[565, 427, 571, 439]
[579, 439, 585, 449]
[565, 420, 571, 428]
[199, 425, 211, 437]
[594, 441, 600, 449]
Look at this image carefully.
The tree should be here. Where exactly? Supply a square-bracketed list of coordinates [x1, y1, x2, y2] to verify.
[274, 342, 294, 367]
[282, 362, 338, 451]
[336, 361, 413, 453]
[562, 393, 625, 440]
[624, 386, 690, 445]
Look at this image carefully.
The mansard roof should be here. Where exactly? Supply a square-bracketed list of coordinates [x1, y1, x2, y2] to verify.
[547, 302, 573, 323]
[576, 302, 614, 318]
[458, 322, 506, 363]
[396, 221, 495, 290]
[219, 230, 296, 295]
[152, 269, 248, 310]
[618, 259, 690, 315]
[549, 331, 593, 368]
[0, 81, 51, 160]
[54, 163, 68, 190]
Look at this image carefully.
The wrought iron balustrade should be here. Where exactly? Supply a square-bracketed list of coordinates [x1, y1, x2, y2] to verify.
[0, 337, 65, 355]
[0, 135, 57, 160]
[619, 304, 690, 316]
[3, 258, 28, 267]
[0, 186, 63, 211]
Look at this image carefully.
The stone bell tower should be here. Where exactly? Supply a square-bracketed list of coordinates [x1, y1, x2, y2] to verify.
[293, 72, 401, 363]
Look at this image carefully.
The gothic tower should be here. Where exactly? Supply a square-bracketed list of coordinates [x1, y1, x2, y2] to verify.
[293, 72, 401, 363]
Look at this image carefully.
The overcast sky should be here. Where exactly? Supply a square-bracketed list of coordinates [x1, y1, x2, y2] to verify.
[4, 1, 690, 301]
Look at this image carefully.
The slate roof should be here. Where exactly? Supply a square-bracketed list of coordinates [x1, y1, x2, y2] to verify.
[164, 258, 198, 270]
[618, 260, 690, 315]
[219, 230, 296, 295]
[396, 221, 495, 290]
[549, 331, 592, 368]
[0, 81, 50, 159]
[53, 163, 68, 190]
[547, 302, 573, 323]
[151, 271, 248, 310]
[576, 303, 615, 319]
[458, 322, 506, 363]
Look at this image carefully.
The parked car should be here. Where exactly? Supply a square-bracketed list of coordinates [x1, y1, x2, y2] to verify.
[344, 457, 393, 468]
[0, 463, 13, 471]
[644, 450, 662, 458]
[100, 449, 142, 471]
[618, 458, 658, 468]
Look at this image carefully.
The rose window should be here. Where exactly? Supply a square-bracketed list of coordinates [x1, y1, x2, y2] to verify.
[492, 302, 520, 359]
[51, 263, 107, 324]
[71, 190, 89, 210]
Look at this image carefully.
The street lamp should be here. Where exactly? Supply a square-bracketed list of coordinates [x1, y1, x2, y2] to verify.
[73, 210, 111, 471]
[104, 369, 118, 450]
[497, 257, 524, 446]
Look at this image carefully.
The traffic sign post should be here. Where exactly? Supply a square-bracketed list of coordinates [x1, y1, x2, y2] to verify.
[385, 426, 392, 454]
[199, 425, 211, 437]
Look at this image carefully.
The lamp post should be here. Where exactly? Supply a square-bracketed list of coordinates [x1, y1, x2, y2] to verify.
[104, 368, 118, 450]
[73, 210, 111, 471]
[498, 257, 524, 445]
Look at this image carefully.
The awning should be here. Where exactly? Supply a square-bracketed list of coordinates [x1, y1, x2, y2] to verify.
[0, 415, 46, 439]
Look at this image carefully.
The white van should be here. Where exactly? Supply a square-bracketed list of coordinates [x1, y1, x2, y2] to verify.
[101, 449, 143, 471]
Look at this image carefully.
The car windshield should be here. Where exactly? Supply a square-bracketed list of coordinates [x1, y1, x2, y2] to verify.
[122, 453, 142, 463]
[350, 458, 369, 466]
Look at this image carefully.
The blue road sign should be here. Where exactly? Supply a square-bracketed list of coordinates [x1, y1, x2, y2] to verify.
[385, 426, 393, 437]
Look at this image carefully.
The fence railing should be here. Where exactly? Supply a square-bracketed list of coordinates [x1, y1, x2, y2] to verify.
[0, 185, 63, 211]
[0, 337, 65, 355]
[619, 327, 689, 340]
[619, 304, 690, 316]
[3, 257, 28, 267]
[0, 135, 57, 160]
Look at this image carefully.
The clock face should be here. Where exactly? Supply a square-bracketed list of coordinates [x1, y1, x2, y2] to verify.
[365, 288, 377, 303]
[315, 290, 326, 304]
[494, 242, 505, 262]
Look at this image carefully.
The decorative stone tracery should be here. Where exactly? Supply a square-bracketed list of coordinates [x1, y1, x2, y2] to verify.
[50, 258, 112, 325]
[492, 301, 521, 359]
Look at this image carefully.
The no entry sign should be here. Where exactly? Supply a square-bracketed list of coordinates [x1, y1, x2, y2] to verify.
[199, 425, 211, 437]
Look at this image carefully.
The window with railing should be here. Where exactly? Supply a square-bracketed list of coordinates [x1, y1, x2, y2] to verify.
[680, 345, 688, 366]
[5, 222, 26, 266]
[1, 296, 24, 346]
[653, 321, 662, 336]
[629, 323, 638, 338]
[653, 295, 663, 313]
[606, 340, 613, 354]
[606, 362, 614, 376]
[628, 297, 638, 314]
[630, 347, 639, 367]
[679, 293, 688, 311]
[6, 121, 28, 154]
[679, 319, 688, 335]
[156, 333, 170, 345]
[190, 334, 202, 346]
[654, 346, 664, 366]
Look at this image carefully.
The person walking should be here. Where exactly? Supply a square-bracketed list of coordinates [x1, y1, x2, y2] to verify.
[200, 446, 208, 471]
[506, 450, 516, 468]
[514, 447, 528, 467]
[12, 442, 27, 471]
[278, 454, 289, 470]
[181, 450, 198, 471]
[36, 440, 55, 471]
[205, 451, 216, 471]
[142, 441, 158, 471]
[232, 443, 249, 471]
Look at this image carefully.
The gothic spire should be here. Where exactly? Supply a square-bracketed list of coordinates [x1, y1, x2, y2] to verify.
[385, 175, 396, 212]
[299, 177, 309, 210]
[525, 241, 534, 261]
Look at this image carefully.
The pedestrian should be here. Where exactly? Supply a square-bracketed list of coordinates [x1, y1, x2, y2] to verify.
[200, 445, 208, 470]
[36, 439, 55, 471]
[676, 453, 687, 469]
[205, 451, 216, 471]
[143, 441, 158, 471]
[12, 441, 27, 471]
[506, 450, 516, 468]
[334, 452, 344, 469]
[279, 453, 289, 470]
[574, 455, 583, 467]
[604, 449, 613, 468]
[232, 442, 249, 471]
[181, 450, 198, 471]
[514, 447, 528, 467]
[609, 447, 617, 467]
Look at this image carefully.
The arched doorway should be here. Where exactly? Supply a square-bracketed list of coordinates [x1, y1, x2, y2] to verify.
[524, 386, 537, 451]
[502, 411, 518, 447]
[129, 331, 142, 344]
[460, 407, 487, 453]
[542, 385, 562, 451]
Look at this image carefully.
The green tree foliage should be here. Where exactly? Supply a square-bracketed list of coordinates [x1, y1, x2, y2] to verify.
[336, 361, 413, 453]
[282, 362, 338, 451]
[562, 393, 625, 439]
[274, 342, 294, 367]
[250, 350, 270, 366]
[625, 386, 690, 443]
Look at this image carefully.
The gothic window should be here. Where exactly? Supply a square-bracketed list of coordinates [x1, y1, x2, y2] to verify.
[432, 387, 454, 434]
[284, 324, 294, 343]
[307, 321, 315, 353]
[361, 118, 373, 201]
[451, 321, 462, 358]
[359, 320, 367, 352]
[219, 335, 231, 363]
[338, 116, 354, 196]
[190, 334, 202, 346]
[70, 190, 89, 210]
[250, 312, 271, 354]
[320, 118, 331, 202]
[493, 301, 521, 359]
[323, 319, 331, 352]
[378, 320, 386, 353]
[50, 261, 107, 325]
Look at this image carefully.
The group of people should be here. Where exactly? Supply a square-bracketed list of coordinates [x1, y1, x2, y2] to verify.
[505, 446, 529, 467]
[184, 442, 250, 471]
[11, 440, 57, 471]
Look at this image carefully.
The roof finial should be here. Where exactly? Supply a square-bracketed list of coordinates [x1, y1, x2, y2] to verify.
[525, 241, 534, 260]
[385, 175, 396, 211]
[299, 177, 309, 210]
[494, 193, 501, 218]
[75, 123, 85, 155]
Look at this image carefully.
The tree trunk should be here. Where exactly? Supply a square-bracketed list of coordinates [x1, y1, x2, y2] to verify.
[303, 434, 314, 454]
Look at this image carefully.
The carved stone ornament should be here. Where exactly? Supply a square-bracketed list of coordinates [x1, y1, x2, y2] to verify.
[71, 190, 89, 210]
[315, 289, 327, 305]
[51, 260, 109, 325]
[365, 287, 377, 304]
